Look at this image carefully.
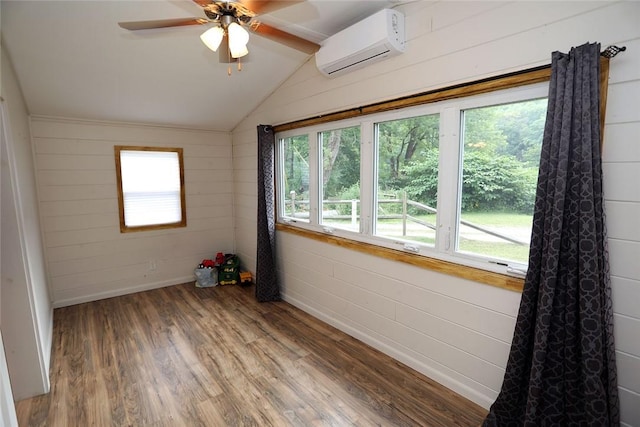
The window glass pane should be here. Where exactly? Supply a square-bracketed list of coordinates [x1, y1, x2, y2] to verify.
[458, 98, 546, 263]
[320, 126, 361, 231]
[120, 150, 182, 227]
[375, 114, 440, 246]
[281, 135, 310, 221]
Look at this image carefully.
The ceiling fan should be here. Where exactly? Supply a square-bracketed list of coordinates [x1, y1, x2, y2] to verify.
[118, 0, 320, 74]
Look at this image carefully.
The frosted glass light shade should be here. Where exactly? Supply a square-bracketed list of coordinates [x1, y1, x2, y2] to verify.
[228, 22, 249, 58]
[200, 26, 224, 52]
[230, 43, 249, 59]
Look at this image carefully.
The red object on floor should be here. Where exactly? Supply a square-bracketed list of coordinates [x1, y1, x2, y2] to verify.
[215, 252, 224, 266]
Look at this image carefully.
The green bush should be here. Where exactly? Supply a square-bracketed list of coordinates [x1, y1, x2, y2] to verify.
[333, 150, 537, 215]
[460, 151, 536, 212]
[333, 182, 361, 215]
[399, 149, 439, 208]
[399, 149, 536, 213]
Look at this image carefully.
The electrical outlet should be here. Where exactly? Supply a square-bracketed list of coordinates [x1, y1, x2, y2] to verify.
[149, 260, 157, 271]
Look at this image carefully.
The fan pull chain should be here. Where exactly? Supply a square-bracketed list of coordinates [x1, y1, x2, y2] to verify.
[227, 58, 242, 76]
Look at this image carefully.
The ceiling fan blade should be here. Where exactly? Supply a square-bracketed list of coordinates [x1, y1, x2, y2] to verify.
[192, 0, 303, 15]
[251, 22, 320, 54]
[118, 18, 207, 31]
[238, 0, 304, 15]
[192, 0, 212, 7]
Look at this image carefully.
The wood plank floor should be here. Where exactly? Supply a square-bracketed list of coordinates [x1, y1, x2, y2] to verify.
[16, 283, 488, 426]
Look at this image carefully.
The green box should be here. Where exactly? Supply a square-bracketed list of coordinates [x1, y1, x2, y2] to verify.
[218, 255, 240, 285]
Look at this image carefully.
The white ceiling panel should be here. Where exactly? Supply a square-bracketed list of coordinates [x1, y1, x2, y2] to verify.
[2, 0, 398, 131]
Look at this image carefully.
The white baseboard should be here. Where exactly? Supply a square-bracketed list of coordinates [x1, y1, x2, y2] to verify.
[282, 292, 495, 410]
[42, 307, 54, 393]
[52, 276, 193, 308]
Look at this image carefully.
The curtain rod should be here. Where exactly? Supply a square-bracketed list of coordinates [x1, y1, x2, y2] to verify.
[601, 45, 626, 58]
[273, 45, 627, 133]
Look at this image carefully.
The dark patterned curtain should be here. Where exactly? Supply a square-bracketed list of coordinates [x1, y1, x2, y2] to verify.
[484, 43, 619, 426]
[256, 125, 280, 302]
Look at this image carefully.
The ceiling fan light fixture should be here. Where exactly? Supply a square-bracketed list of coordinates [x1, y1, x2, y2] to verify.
[119, 0, 322, 76]
[227, 22, 249, 58]
[230, 43, 249, 59]
[200, 26, 224, 52]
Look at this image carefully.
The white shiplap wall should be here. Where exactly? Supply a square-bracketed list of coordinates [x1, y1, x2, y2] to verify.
[31, 118, 234, 307]
[232, 1, 640, 425]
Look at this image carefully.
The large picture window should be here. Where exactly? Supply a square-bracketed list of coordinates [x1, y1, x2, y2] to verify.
[279, 135, 310, 222]
[115, 146, 186, 233]
[458, 98, 546, 264]
[320, 125, 361, 232]
[276, 83, 548, 278]
[375, 113, 440, 247]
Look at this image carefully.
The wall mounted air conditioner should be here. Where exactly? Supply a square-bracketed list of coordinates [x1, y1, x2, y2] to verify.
[315, 9, 405, 78]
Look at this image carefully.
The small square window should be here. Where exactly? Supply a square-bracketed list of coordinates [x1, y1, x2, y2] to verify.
[114, 146, 186, 232]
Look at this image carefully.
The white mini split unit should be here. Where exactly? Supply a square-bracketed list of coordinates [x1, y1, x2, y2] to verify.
[315, 9, 405, 78]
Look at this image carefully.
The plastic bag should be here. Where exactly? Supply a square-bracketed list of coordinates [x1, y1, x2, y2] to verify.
[194, 267, 218, 288]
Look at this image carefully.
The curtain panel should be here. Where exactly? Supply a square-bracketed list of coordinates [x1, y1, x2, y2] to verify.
[484, 42, 619, 426]
[256, 125, 280, 302]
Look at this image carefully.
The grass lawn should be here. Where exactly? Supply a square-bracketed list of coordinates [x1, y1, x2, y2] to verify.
[381, 210, 533, 263]
[458, 239, 530, 263]
[323, 210, 533, 264]
[460, 211, 534, 227]
[458, 211, 532, 263]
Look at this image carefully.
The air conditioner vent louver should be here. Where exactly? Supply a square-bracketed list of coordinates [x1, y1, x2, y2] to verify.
[316, 9, 405, 78]
[324, 47, 392, 76]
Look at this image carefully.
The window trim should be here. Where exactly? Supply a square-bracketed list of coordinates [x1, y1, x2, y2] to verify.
[273, 60, 611, 292]
[114, 145, 187, 233]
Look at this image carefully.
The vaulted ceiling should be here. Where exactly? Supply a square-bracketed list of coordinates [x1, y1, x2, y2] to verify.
[1, 0, 398, 131]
